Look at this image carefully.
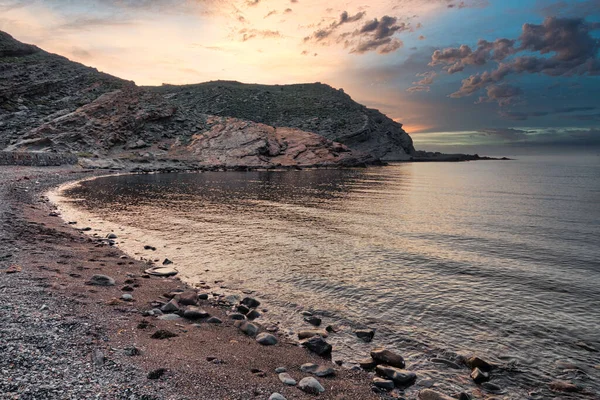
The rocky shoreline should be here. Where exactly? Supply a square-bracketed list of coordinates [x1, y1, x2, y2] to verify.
[1, 166, 592, 400]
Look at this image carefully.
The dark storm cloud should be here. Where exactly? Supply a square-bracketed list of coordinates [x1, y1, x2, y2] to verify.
[428, 17, 600, 106]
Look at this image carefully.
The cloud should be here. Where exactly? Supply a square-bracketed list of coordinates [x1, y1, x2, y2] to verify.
[406, 85, 431, 93]
[239, 28, 282, 41]
[478, 128, 531, 141]
[499, 106, 598, 121]
[349, 16, 409, 54]
[304, 10, 366, 42]
[428, 16, 600, 112]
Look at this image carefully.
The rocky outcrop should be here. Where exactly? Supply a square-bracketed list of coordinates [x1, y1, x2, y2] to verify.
[0, 31, 376, 169]
[151, 81, 416, 161]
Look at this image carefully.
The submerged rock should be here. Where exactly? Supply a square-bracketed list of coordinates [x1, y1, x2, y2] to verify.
[358, 357, 377, 370]
[304, 316, 322, 326]
[375, 365, 417, 387]
[470, 367, 490, 384]
[417, 389, 455, 400]
[355, 329, 375, 342]
[549, 380, 581, 393]
[466, 356, 493, 372]
[371, 348, 405, 369]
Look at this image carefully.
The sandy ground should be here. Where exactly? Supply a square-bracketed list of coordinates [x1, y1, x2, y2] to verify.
[0, 166, 380, 400]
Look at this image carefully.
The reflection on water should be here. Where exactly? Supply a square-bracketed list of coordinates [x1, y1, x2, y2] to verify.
[64, 156, 600, 399]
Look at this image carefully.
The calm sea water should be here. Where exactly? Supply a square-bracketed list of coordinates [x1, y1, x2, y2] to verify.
[63, 155, 600, 398]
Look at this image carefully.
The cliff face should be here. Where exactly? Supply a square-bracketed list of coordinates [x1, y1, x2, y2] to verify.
[0, 31, 412, 169]
[151, 81, 416, 161]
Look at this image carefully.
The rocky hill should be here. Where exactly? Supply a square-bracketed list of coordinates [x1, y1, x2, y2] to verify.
[151, 81, 415, 161]
[0, 30, 417, 170]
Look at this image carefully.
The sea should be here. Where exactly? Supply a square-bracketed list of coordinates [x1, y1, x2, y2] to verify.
[55, 154, 600, 398]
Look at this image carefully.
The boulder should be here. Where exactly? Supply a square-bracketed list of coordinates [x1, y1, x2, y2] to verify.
[298, 377, 325, 395]
[371, 348, 405, 369]
[256, 332, 278, 346]
[375, 365, 417, 387]
[183, 306, 209, 319]
[234, 320, 259, 337]
[86, 274, 115, 286]
[301, 336, 332, 357]
[278, 373, 296, 386]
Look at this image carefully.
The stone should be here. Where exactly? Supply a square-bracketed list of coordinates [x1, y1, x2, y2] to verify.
[145, 266, 178, 277]
[86, 274, 115, 286]
[5, 265, 21, 274]
[161, 299, 181, 313]
[355, 329, 375, 342]
[163, 258, 173, 265]
[183, 306, 209, 319]
[575, 341, 598, 352]
[304, 316, 322, 326]
[371, 348, 405, 369]
[298, 377, 325, 395]
[466, 356, 493, 372]
[147, 368, 166, 379]
[470, 367, 489, 384]
[197, 293, 209, 300]
[241, 297, 260, 308]
[549, 380, 581, 393]
[417, 389, 455, 400]
[229, 313, 245, 320]
[358, 357, 377, 370]
[481, 382, 502, 394]
[301, 336, 332, 357]
[106, 233, 118, 239]
[275, 367, 286, 373]
[278, 372, 296, 385]
[121, 285, 134, 292]
[121, 294, 134, 302]
[246, 310, 260, 320]
[372, 378, 395, 390]
[206, 317, 222, 324]
[234, 320, 259, 337]
[223, 294, 241, 305]
[458, 393, 471, 400]
[144, 245, 157, 251]
[151, 330, 178, 340]
[158, 314, 181, 321]
[91, 349, 105, 366]
[298, 329, 328, 340]
[123, 346, 142, 356]
[237, 304, 250, 314]
[376, 365, 417, 387]
[269, 394, 287, 400]
[175, 291, 198, 305]
[256, 332, 278, 346]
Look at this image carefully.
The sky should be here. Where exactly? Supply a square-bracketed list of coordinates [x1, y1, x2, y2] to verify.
[1, 0, 599, 154]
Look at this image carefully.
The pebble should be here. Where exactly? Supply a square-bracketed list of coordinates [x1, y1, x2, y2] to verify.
[278, 372, 297, 385]
[162, 258, 173, 265]
[229, 313, 246, 320]
[175, 291, 198, 306]
[123, 346, 142, 356]
[121, 285, 134, 292]
[371, 348, 405, 369]
[246, 309, 260, 320]
[145, 266, 178, 277]
[91, 349, 105, 366]
[197, 293, 209, 300]
[269, 394, 287, 400]
[256, 332, 278, 345]
[358, 357, 377, 370]
[298, 377, 325, 395]
[275, 367, 286, 373]
[150, 330, 178, 339]
[158, 314, 182, 321]
[372, 377, 395, 390]
[147, 368, 166, 379]
[121, 294, 134, 302]
[106, 233, 118, 239]
[144, 245, 157, 251]
[206, 316, 222, 324]
[86, 274, 115, 286]
[301, 336, 332, 357]
[548, 380, 580, 393]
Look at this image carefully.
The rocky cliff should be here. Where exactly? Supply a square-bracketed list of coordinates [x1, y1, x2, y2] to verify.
[0, 31, 412, 169]
[151, 81, 415, 161]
